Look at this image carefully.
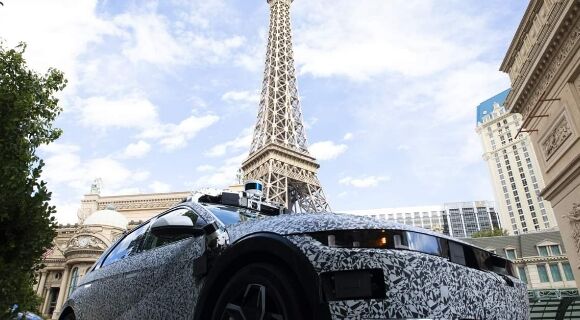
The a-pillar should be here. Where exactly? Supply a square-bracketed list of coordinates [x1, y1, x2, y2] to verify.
[52, 266, 70, 320]
[36, 271, 47, 296]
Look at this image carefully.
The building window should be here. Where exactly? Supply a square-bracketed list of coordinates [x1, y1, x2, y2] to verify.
[550, 264, 562, 282]
[537, 245, 561, 256]
[563, 262, 575, 281]
[67, 267, 79, 298]
[537, 265, 550, 283]
[505, 248, 517, 260]
[518, 266, 528, 284]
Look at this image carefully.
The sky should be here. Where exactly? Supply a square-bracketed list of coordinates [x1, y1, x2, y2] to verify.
[0, 0, 529, 224]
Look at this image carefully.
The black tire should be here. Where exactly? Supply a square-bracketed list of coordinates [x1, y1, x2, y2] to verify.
[210, 263, 306, 320]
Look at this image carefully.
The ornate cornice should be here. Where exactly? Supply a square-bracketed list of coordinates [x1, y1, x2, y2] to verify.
[97, 198, 185, 211]
[506, 2, 580, 117]
[501, 0, 545, 72]
[515, 255, 569, 263]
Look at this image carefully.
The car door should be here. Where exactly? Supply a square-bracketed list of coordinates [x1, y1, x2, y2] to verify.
[70, 221, 150, 320]
[120, 207, 209, 319]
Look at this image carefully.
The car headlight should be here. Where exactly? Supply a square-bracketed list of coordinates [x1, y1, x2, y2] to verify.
[307, 229, 390, 249]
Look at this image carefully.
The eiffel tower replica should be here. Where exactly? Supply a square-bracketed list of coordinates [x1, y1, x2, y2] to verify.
[241, 0, 331, 213]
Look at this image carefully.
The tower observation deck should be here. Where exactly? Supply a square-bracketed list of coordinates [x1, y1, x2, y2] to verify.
[241, 0, 331, 212]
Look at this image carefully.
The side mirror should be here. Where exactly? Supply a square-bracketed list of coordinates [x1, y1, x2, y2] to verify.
[151, 215, 205, 238]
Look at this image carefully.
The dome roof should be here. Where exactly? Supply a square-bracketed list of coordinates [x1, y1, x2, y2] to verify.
[84, 208, 128, 229]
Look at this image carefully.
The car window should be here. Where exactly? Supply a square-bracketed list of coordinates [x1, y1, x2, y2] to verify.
[142, 208, 206, 251]
[101, 222, 149, 267]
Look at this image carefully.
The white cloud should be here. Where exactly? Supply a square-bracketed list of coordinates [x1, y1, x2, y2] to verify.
[309, 141, 348, 161]
[115, 13, 187, 66]
[140, 113, 220, 150]
[41, 145, 150, 196]
[149, 181, 171, 193]
[343, 132, 354, 141]
[0, 0, 117, 94]
[79, 95, 219, 150]
[397, 144, 410, 151]
[52, 199, 82, 226]
[206, 128, 253, 157]
[339, 176, 390, 188]
[196, 165, 216, 172]
[38, 143, 80, 155]
[79, 96, 158, 129]
[194, 153, 247, 188]
[222, 90, 260, 106]
[122, 140, 151, 159]
[292, 0, 491, 80]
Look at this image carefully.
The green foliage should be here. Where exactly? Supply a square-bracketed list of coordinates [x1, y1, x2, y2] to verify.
[0, 42, 66, 315]
[471, 228, 509, 238]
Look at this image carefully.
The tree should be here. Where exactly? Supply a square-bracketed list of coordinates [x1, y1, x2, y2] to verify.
[471, 228, 509, 238]
[0, 42, 66, 314]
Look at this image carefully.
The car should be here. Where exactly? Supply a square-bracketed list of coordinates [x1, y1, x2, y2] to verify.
[59, 187, 529, 320]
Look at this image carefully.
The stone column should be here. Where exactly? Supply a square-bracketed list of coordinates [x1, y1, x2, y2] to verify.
[52, 267, 70, 319]
[36, 271, 47, 296]
[41, 286, 51, 316]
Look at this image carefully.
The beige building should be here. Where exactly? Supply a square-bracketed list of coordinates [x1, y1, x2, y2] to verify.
[465, 230, 576, 290]
[476, 91, 557, 235]
[36, 187, 189, 319]
[500, 0, 580, 285]
[464, 230, 580, 316]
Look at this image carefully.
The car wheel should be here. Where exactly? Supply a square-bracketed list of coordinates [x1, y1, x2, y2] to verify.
[211, 263, 306, 320]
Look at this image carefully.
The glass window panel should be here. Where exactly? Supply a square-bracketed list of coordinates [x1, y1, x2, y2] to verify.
[518, 266, 528, 284]
[563, 262, 575, 281]
[537, 265, 549, 283]
[67, 267, 79, 297]
[550, 245, 561, 256]
[550, 264, 562, 282]
[505, 249, 517, 260]
[102, 222, 149, 267]
[396, 232, 441, 256]
[538, 246, 549, 257]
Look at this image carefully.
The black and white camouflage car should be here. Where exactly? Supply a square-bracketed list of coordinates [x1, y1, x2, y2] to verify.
[59, 190, 529, 320]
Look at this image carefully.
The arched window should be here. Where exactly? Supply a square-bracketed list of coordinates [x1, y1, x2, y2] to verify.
[67, 267, 79, 298]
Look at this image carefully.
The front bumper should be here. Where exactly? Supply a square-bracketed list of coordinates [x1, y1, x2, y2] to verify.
[286, 234, 529, 320]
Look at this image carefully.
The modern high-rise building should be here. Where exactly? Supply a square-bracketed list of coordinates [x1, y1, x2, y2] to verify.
[476, 90, 557, 235]
[347, 200, 501, 238]
[444, 201, 501, 238]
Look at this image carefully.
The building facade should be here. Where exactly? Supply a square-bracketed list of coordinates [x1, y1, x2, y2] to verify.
[37, 189, 189, 319]
[465, 230, 576, 290]
[347, 201, 501, 238]
[464, 230, 580, 318]
[476, 90, 557, 235]
[500, 0, 580, 284]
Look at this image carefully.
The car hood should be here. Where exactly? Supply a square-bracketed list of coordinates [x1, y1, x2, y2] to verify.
[225, 212, 470, 245]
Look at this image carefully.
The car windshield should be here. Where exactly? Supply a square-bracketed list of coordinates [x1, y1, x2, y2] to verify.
[204, 204, 266, 226]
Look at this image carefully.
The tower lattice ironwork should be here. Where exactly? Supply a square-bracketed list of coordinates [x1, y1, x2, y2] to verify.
[241, 0, 330, 213]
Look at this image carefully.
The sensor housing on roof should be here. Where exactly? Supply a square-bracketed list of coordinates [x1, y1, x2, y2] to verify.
[244, 180, 263, 198]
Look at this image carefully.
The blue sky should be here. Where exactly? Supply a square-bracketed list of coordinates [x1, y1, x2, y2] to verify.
[0, 0, 528, 224]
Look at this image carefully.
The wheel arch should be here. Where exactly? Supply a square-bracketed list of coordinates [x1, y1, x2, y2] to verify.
[194, 232, 329, 320]
[58, 306, 75, 320]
